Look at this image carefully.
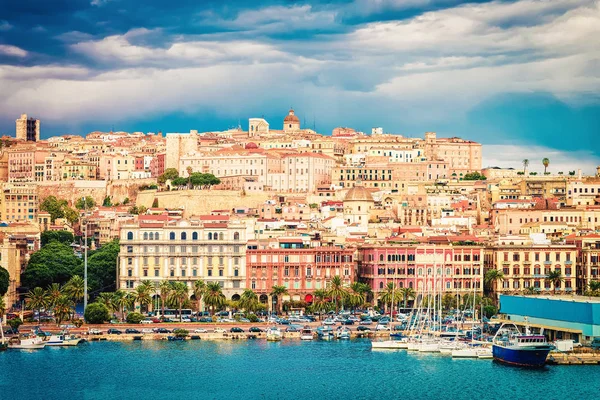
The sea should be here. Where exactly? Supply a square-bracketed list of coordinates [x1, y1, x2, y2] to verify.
[1, 339, 598, 400]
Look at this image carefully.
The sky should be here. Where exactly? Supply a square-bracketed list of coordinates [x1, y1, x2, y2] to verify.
[0, 0, 598, 173]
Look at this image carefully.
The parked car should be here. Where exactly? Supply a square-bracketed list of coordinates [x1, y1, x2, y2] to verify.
[89, 328, 103, 335]
[141, 328, 153, 334]
[141, 318, 154, 324]
[107, 328, 122, 335]
[230, 327, 245, 333]
[277, 319, 290, 325]
[153, 328, 171, 334]
[375, 324, 389, 331]
[357, 326, 371, 332]
[181, 317, 191, 323]
[200, 317, 213, 323]
[360, 319, 373, 325]
[285, 326, 301, 333]
[341, 319, 355, 325]
[591, 338, 600, 350]
[322, 318, 336, 326]
[193, 328, 208, 333]
[249, 327, 264, 333]
[125, 328, 141, 334]
[214, 327, 226, 333]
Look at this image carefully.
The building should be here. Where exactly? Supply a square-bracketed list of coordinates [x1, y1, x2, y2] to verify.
[359, 244, 484, 307]
[246, 238, 357, 311]
[283, 109, 300, 133]
[499, 295, 600, 343]
[0, 183, 38, 222]
[118, 216, 247, 301]
[15, 114, 40, 142]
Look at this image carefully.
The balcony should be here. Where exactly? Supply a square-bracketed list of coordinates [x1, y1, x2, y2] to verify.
[565, 260, 573, 265]
[522, 260, 531, 265]
[544, 261, 552, 265]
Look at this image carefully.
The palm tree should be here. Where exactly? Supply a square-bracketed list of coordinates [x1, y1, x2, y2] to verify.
[399, 287, 416, 309]
[135, 281, 153, 313]
[97, 292, 116, 313]
[311, 289, 330, 319]
[203, 282, 225, 315]
[0, 296, 5, 319]
[113, 290, 128, 321]
[542, 157, 550, 174]
[522, 159, 529, 174]
[53, 295, 74, 326]
[347, 282, 370, 311]
[46, 283, 63, 307]
[524, 286, 538, 295]
[26, 287, 48, 324]
[64, 275, 86, 304]
[378, 282, 400, 314]
[270, 285, 288, 315]
[588, 281, 600, 296]
[239, 289, 259, 313]
[159, 281, 172, 319]
[168, 282, 189, 322]
[545, 270, 564, 294]
[484, 269, 504, 298]
[192, 280, 206, 314]
[327, 276, 348, 312]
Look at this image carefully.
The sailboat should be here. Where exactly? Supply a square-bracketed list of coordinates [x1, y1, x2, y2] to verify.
[0, 319, 7, 351]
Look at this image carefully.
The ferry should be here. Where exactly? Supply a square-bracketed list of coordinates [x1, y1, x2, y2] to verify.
[492, 322, 553, 367]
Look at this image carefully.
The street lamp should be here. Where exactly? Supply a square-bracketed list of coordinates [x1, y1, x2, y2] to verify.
[82, 198, 88, 311]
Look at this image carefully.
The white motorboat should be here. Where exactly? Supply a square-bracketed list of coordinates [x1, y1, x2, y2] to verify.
[371, 338, 408, 349]
[451, 346, 479, 358]
[477, 348, 493, 359]
[8, 335, 46, 350]
[336, 327, 351, 340]
[300, 327, 314, 341]
[266, 326, 282, 342]
[46, 334, 82, 347]
[439, 341, 465, 355]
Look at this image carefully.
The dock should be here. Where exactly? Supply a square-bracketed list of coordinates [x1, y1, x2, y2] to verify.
[547, 350, 600, 365]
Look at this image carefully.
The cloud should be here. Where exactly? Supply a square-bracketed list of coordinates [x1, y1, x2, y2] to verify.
[0, 20, 12, 31]
[0, 44, 27, 58]
[483, 145, 600, 175]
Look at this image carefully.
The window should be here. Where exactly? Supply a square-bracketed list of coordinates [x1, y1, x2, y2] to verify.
[234, 232, 240, 241]
[127, 246, 133, 253]
[181, 232, 187, 240]
[193, 269, 197, 277]
[154, 269, 159, 277]
[143, 232, 148, 240]
[219, 269, 223, 277]
[169, 232, 175, 240]
[181, 269, 186, 277]
[170, 269, 175, 277]
[192, 232, 198, 240]
[234, 269, 239, 277]
[127, 231, 133, 240]
[208, 232, 213, 240]
[180, 246, 187, 253]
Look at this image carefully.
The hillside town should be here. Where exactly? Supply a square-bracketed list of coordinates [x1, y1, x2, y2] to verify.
[1, 110, 600, 328]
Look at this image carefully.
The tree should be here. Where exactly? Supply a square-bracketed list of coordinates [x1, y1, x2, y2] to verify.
[568, 171, 576, 176]
[192, 280, 206, 314]
[169, 282, 189, 322]
[102, 196, 112, 207]
[524, 286, 538, 295]
[442, 293, 456, 310]
[172, 177, 189, 188]
[399, 287, 416, 309]
[87, 240, 120, 293]
[378, 282, 401, 313]
[41, 230, 74, 247]
[542, 158, 550, 175]
[8, 317, 23, 331]
[0, 266, 8, 297]
[84, 302, 110, 324]
[484, 269, 505, 298]
[239, 289, 259, 313]
[64, 275, 86, 304]
[522, 159, 529, 174]
[462, 172, 486, 181]
[63, 206, 79, 225]
[270, 285, 288, 315]
[40, 196, 69, 222]
[311, 289, 330, 318]
[588, 281, 600, 296]
[113, 290, 129, 321]
[123, 197, 130, 205]
[135, 281, 153, 313]
[347, 282, 370, 310]
[546, 270, 564, 294]
[159, 281, 172, 318]
[22, 242, 82, 290]
[204, 282, 225, 315]
[96, 292, 116, 313]
[158, 168, 179, 184]
[26, 287, 48, 324]
[126, 312, 145, 324]
[75, 196, 96, 210]
[53, 295, 74, 325]
[46, 283, 64, 307]
[152, 198, 159, 208]
[0, 296, 5, 319]
[327, 276, 348, 312]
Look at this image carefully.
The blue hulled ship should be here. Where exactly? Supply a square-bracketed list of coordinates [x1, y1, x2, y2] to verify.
[492, 322, 553, 367]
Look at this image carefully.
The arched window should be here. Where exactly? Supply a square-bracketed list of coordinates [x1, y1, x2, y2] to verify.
[192, 232, 198, 241]
[387, 255, 392, 262]
[233, 232, 240, 241]
[218, 233, 223, 240]
[169, 232, 175, 240]
[143, 232, 148, 240]
[181, 232, 187, 240]
[149, 232, 154, 240]
[154, 232, 159, 240]
[379, 254, 384, 262]
[379, 282, 384, 289]
[127, 231, 133, 240]
[208, 233, 213, 240]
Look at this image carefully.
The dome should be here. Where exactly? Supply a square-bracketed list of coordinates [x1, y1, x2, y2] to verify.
[245, 142, 259, 149]
[344, 184, 374, 202]
[284, 109, 300, 123]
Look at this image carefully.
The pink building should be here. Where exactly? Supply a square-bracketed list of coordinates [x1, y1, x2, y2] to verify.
[359, 244, 484, 307]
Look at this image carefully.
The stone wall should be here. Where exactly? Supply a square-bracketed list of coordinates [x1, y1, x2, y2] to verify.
[36, 179, 157, 206]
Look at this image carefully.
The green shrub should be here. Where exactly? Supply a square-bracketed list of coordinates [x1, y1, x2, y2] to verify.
[84, 303, 110, 324]
[8, 317, 23, 331]
[126, 312, 144, 324]
[173, 328, 189, 338]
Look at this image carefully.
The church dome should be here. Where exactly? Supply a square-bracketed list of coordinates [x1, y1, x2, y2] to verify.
[245, 142, 259, 149]
[344, 184, 374, 202]
[284, 109, 300, 123]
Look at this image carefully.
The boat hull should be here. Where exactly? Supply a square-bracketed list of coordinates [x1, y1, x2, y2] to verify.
[492, 345, 552, 367]
[371, 340, 405, 349]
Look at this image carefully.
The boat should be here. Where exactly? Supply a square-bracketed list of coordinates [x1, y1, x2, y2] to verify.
[477, 348, 493, 359]
[316, 326, 334, 341]
[492, 322, 554, 367]
[336, 327, 351, 340]
[451, 345, 479, 358]
[266, 326, 282, 342]
[45, 333, 82, 347]
[300, 326, 314, 341]
[371, 338, 408, 349]
[8, 334, 46, 350]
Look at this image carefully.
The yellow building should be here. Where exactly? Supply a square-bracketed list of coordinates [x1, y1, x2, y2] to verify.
[0, 183, 38, 222]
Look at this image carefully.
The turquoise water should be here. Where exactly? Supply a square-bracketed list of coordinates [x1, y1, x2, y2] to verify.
[1, 339, 599, 400]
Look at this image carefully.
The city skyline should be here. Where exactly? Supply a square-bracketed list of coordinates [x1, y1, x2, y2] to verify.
[0, 0, 599, 172]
